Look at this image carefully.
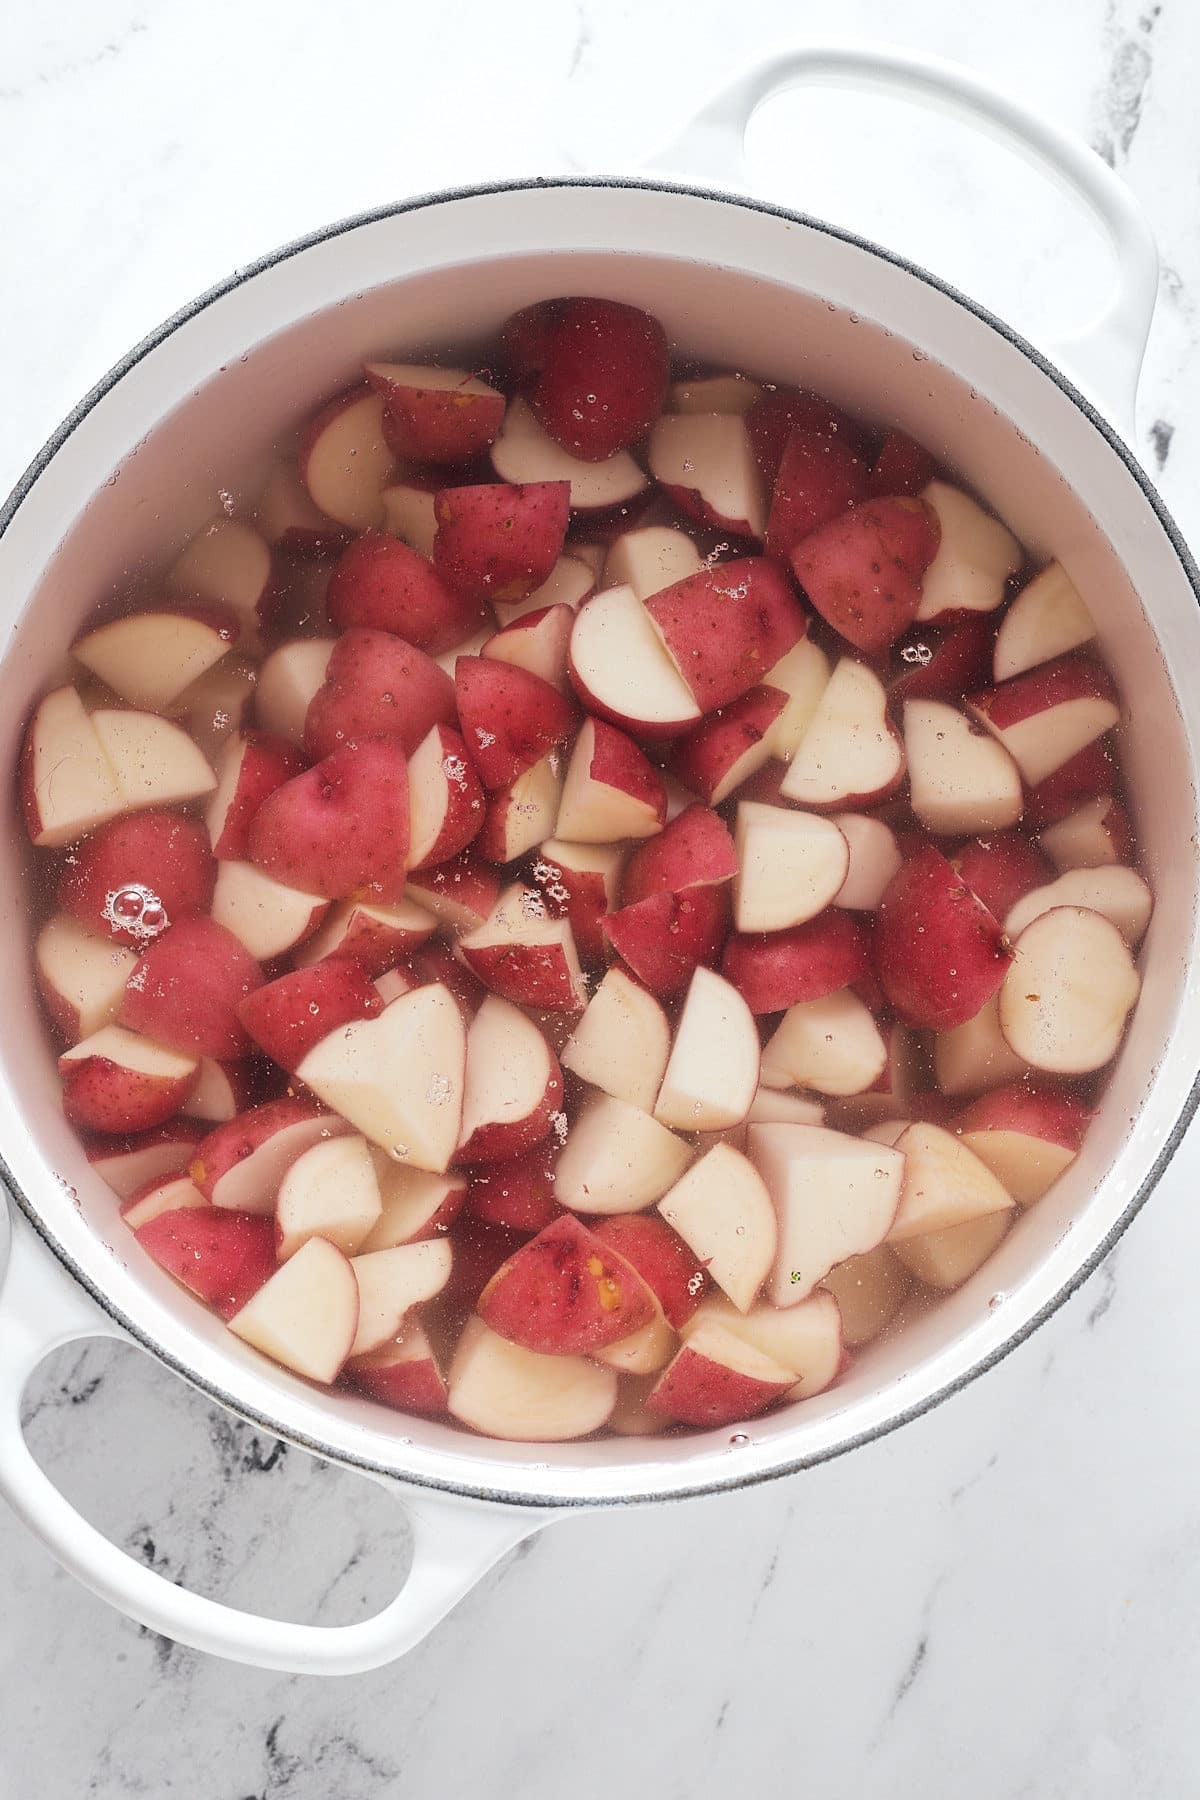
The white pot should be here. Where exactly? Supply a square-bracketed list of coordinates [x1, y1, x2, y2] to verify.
[0, 45, 1195, 1675]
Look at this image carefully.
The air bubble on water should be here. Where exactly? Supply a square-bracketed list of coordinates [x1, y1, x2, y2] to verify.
[427, 1072, 452, 1106]
[585, 394, 596, 405]
[735, 1225, 745, 1237]
[519, 889, 547, 921]
[217, 487, 236, 516]
[442, 754, 468, 790]
[687, 1271, 704, 1296]
[988, 1291, 1005, 1310]
[103, 885, 169, 941]
[550, 1111, 569, 1146]
[390, 1143, 410, 1161]
[474, 727, 497, 749]
[900, 643, 933, 667]
[912, 349, 927, 363]
[308, 1002, 321, 1016]
[56, 1174, 79, 1202]
[728, 1433, 750, 1448]
[682, 459, 694, 474]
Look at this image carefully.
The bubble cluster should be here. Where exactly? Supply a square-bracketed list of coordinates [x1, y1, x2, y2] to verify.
[103, 885, 168, 941]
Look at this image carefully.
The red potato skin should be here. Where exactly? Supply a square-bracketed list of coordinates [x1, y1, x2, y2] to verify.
[668, 687, 788, 804]
[503, 298, 669, 461]
[604, 885, 729, 999]
[584, 718, 667, 823]
[531, 855, 616, 965]
[456, 1046, 564, 1166]
[591, 1213, 707, 1329]
[643, 559, 808, 712]
[365, 364, 506, 466]
[475, 777, 552, 864]
[1022, 738, 1115, 827]
[406, 941, 487, 1022]
[210, 736, 307, 861]
[304, 627, 456, 761]
[646, 1343, 791, 1427]
[408, 724, 486, 870]
[247, 739, 411, 902]
[747, 389, 869, 486]
[792, 498, 941, 654]
[238, 960, 382, 1071]
[888, 614, 994, 705]
[343, 1339, 449, 1415]
[433, 482, 571, 604]
[953, 1081, 1093, 1150]
[765, 428, 869, 563]
[467, 1142, 563, 1233]
[120, 918, 264, 1061]
[60, 1049, 198, 1136]
[873, 846, 1011, 1031]
[622, 804, 738, 905]
[477, 1214, 658, 1355]
[953, 833, 1054, 922]
[326, 529, 486, 653]
[967, 657, 1119, 731]
[869, 430, 939, 498]
[721, 912, 872, 1013]
[457, 939, 582, 1011]
[406, 853, 501, 934]
[188, 1097, 332, 1202]
[1088, 795, 1135, 862]
[454, 656, 577, 789]
[304, 901, 437, 976]
[84, 1119, 204, 1185]
[135, 1206, 276, 1319]
[59, 810, 216, 944]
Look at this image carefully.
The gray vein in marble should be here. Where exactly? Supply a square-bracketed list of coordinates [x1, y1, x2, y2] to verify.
[1150, 418, 1175, 468]
[1090, 0, 1161, 165]
[0, 19, 150, 105]
[1086, 1251, 1121, 1327]
[949, 1450, 1000, 1503]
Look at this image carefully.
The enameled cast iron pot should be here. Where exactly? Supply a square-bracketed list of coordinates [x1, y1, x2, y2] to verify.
[0, 45, 1196, 1675]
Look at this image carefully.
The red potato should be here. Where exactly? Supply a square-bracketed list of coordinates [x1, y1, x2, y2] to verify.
[874, 846, 1012, 1031]
[503, 296, 669, 460]
[256, 639, 335, 746]
[591, 1213, 706, 1329]
[275, 1134, 382, 1262]
[554, 1094, 693, 1215]
[888, 613, 995, 705]
[733, 803, 850, 933]
[237, 958, 382, 1071]
[746, 388, 868, 485]
[904, 700, 1024, 835]
[475, 754, 564, 864]
[58, 810, 214, 946]
[59, 1028, 199, 1134]
[761, 636, 833, 761]
[869, 429, 939, 497]
[622, 803, 737, 904]
[299, 386, 395, 531]
[292, 895, 436, 974]
[682, 1291, 843, 1400]
[966, 658, 1120, 787]
[171, 654, 259, 764]
[404, 852, 501, 934]
[210, 861, 329, 961]
[326, 529, 485, 654]
[667, 373, 762, 414]
[247, 739, 411, 902]
[1040, 794, 1134, 871]
[456, 995, 563, 1164]
[993, 561, 1095, 682]
[646, 1319, 796, 1426]
[669, 687, 788, 806]
[1022, 738, 1115, 827]
[304, 627, 456, 761]
[604, 885, 729, 999]
[167, 518, 279, 636]
[722, 911, 871, 1013]
[531, 838, 624, 964]
[372, 967, 418, 1007]
[364, 360, 506, 464]
[182, 1058, 254, 1125]
[916, 481, 1023, 623]
[255, 460, 350, 557]
[447, 1315, 616, 1440]
[886, 1122, 1015, 1241]
[189, 1098, 349, 1213]
[560, 965, 670, 1107]
[296, 984, 467, 1172]
[468, 1142, 562, 1234]
[357, 1165, 467, 1251]
[490, 399, 650, 512]
[953, 833, 1054, 922]
[348, 1235, 452, 1357]
[406, 724, 485, 869]
[657, 1141, 775, 1310]
[655, 968, 760, 1132]
[73, 604, 240, 713]
[120, 918, 263, 1060]
[228, 1236, 360, 1383]
[643, 559, 808, 713]
[85, 1120, 204, 1199]
[478, 1214, 657, 1355]
[454, 655, 577, 790]
[749, 1122, 905, 1303]
[483, 604, 575, 694]
[792, 497, 940, 654]
[567, 585, 702, 741]
[954, 1081, 1091, 1204]
[440, 1221, 525, 1321]
[826, 1020, 919, 1129]
[648, 413, 767, 540]
[493, 552, 596, 629]
[932, 995, 1028, 1100]
[433, 481, 570, 604]
[603, 525, 704, 603]
[20, 686, 125, 848]
[344, 1321, 449, 1416]
[765, 427, 869, 562]
[90, 708, 216, 814]
[206, 735, 306, 862]
[136, 1206, 276, 1319]
[381, 477, 439, 558]
[760, 988, 888, 1097]
[830, 813, 903, 911]
[892, 1211, 1013, 1291]
[555, 717, 665, 843]
[458, 883, 587, 1010]
[1004, 867, 1151, 947]
[999, 906, 1140, 1075]
[120, 1171, 206, 1231]
[780, 659, 906, 810]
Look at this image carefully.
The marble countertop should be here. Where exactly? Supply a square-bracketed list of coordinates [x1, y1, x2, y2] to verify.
[2, 1, 1199, 1795]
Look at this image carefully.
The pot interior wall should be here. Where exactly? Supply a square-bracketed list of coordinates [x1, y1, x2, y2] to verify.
[0, 193, 1196, 1502]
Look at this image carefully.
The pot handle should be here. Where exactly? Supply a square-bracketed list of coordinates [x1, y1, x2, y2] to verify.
[646, 41, 1158, 433]
[0, 1209, 548, 1675]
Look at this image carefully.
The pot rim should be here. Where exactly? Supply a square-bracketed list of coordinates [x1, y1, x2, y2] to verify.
[3, 174, 1198, 1510]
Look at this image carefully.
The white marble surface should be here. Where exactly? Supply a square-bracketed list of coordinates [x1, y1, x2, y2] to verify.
[2, 1, 1200, 1795]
